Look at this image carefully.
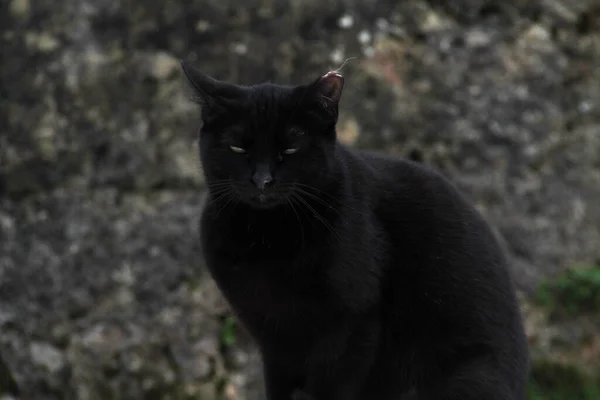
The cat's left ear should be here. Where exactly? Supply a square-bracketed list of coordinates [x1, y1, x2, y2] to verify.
[180, 61, 245, 121]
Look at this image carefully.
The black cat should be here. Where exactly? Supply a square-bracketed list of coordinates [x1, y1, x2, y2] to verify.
[181, 61, 530, 400]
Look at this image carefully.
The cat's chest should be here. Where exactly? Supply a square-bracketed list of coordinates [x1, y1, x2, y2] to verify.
[200, 208, 340, 329]
[211, 256, 324, 306]
[213, 258, 334, 337]
[201, 203, 322, 254]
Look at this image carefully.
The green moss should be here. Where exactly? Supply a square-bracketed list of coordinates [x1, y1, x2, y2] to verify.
[535, 264, 600, 317]
[527, 360, 600, 400]
[220, 316, 237, 348]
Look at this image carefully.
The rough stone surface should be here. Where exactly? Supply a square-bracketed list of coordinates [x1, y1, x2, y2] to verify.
[0, 190, 234, 399]
[1, 0, 600, 398]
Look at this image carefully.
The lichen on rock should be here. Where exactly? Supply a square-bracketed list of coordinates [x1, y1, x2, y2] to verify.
[1, 0, 600, 399]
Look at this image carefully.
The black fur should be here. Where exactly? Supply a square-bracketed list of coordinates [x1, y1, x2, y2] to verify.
[181, 61, 530, 400]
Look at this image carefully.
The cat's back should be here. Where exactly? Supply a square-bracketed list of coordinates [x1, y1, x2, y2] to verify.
[348, 147, 479, 221]
[348, 146, 508, 280]
[351, 147, 525, 329]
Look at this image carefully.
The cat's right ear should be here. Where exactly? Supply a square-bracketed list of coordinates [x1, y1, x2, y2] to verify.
[294, 71, 344, 125]
[180, 61, 245, 122]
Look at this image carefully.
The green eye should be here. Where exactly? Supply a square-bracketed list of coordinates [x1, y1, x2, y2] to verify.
[229, 145, 246, 154]
[282, 148, 298, 155]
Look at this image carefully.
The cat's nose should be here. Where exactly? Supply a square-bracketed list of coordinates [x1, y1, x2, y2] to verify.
[252, 171, 273, 190]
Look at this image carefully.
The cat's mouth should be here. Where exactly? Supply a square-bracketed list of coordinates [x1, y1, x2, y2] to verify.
[231, 185, 292, 209]
[249, 192, 285, 208]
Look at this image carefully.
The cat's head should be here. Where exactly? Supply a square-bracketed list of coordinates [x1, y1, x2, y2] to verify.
[181, 61, 344, 209]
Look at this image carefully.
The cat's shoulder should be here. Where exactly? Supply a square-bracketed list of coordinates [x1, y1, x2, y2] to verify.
[347, 147, 454, 189]
[342, 146, 477, 216]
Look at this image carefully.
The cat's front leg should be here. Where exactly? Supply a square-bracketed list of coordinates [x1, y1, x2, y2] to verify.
[291, 389, 315, 400]
[299, 317, 379, 400]
[263, 355, 302, 400]
[417, 356, 526, 400]
[299, 378, 363, 400]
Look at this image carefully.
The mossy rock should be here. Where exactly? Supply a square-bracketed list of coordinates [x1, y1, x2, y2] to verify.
[535, 264, 600, 318]
[527, 360, 600, 400]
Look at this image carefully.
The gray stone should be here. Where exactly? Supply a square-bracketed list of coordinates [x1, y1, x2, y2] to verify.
[1, 0, 600, 398]
[29, 343, 65, 374]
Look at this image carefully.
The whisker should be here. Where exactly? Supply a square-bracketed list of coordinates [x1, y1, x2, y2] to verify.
[208, 184, 235, 190]
[207, 181, 235, 190]
[214, 189, 238, 218]
[293, 183, 357, 211]
[209, 185, 233, 193]
[292, 188, 339, 213]
[292, 193, 341, 242]
[207, 178, 234, 184]
[208, 187, 235, 202]
[286, 196, 305, 248]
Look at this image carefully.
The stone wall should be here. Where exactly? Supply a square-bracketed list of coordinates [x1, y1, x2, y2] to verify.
[1, 0, 599, 398]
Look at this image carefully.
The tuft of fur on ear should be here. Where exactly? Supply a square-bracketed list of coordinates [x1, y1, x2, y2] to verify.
[180, 61, 245, 122]
[300, 71, 344, 123]
[315, 71, 344, 105]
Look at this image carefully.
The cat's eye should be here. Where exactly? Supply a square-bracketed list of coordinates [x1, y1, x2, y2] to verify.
[282, 148, 298, 155]
[229, 145, 246, 154]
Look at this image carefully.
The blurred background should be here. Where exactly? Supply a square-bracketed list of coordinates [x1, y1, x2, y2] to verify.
[1, 0, 600, 399]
